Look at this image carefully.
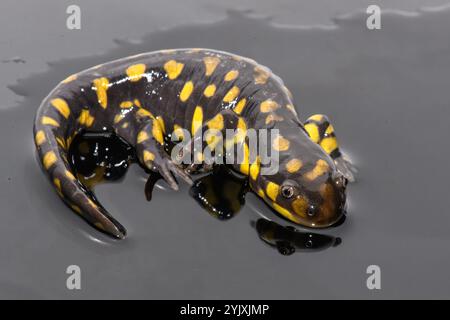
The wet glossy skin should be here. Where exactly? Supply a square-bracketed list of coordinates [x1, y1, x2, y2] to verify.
[33, 48, 351, 239]
[251, 119, 348, 228]
[68, 131, 135, 188]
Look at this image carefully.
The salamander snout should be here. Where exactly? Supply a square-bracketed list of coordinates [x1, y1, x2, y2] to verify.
[272, 170, 347, 228]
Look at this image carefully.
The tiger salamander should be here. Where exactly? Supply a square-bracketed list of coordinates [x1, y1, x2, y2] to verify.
[33, 49, 354, 239]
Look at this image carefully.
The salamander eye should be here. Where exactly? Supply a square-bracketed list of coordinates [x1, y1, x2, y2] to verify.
[281, 185, 294, 199]
[307, 204, 317, 217]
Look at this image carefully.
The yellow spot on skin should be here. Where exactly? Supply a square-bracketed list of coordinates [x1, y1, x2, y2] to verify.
[304, 123, 320, 143]
[260, 100, 279, 113]
[257, 188, 265, 198]
[173, 124, 185, 141]
[273, 202, 299, 222]
[223, 138, 234, 151]
[207, 113, 224, 131]
[126, 63, 146, 82]
[223, 86, 240, 103]
[78, 109, 94, 127]
[94, 222, 105, 231]
[305, 159, 330, 181]
[56, 137, 66, 150]
[203, 84, 216, 98]
[191, 106, 203, 135]
[292, 197, 308, 218]
[239, 143, 250, 175]
[237, 117, 247, 132]
[250, 156, 260, 181]
[120, 101, 134, 109]
[164, 60, 184, 80]
[61, 74, 77, 84]
[65, 170, 75, 180]
[309, 114, 324, 122]
[134, 99, 142, 107]
[234, 98, 246, 115]
[325, 124, 335, 136]
[43, 151, 57, 169]
[137, 108, 153, 118]
[114, 114, 125, 124]
[234, 117, 247, 145]
[35, 130, 46, 146]
[122, 122, 129, 129]
[224, 137, 235, 150]
[320, 137, 338, 154]
[93, 77, 109, 109]
[53, 178, 61, 190]
[152, 119, 164, 145]
[286, 158, 303, 173]
[265, 113, 284, 125]
[137, 131, 149, 144]
[203, 57, 220, 76]
[143, 150, 155, 163]
[87, 199, 97, 209]
[266, 182, 280, 202]
[273, 135, 290, 151]
[41, 116, 59, 127]
[254, 66, 270, 84]
[53, 178, 62, 197]
[180, 81, 194, 102]
[205, 131, 221, 150]
[71, 205, 82, 214]
[196, 152, 204, 163]
[286, 104, 297, 116]
[156, 116, 166, 133]
[66, 134, 74, 149]
[224, 70, 239, 81]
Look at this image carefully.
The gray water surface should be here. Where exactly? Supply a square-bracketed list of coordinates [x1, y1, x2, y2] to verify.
[1, 8, 450, 299]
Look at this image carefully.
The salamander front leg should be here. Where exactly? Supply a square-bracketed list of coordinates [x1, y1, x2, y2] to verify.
[304, 114, 356, 182]
[135, 119, 193, 193]
[113, 105, 193, 199]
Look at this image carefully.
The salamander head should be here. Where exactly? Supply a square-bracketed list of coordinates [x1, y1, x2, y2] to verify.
[254, 131, 347, 228]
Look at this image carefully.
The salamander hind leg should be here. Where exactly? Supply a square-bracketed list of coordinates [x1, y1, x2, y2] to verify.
[304, 114, 357, 182]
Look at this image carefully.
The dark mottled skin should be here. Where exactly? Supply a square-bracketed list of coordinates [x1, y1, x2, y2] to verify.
[34, 49, 351, 239]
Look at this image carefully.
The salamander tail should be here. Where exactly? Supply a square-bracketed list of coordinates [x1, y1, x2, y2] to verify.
[34, 125, 127, 239]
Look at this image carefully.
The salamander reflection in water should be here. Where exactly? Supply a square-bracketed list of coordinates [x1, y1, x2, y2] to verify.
[254, 219, 341, 255]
